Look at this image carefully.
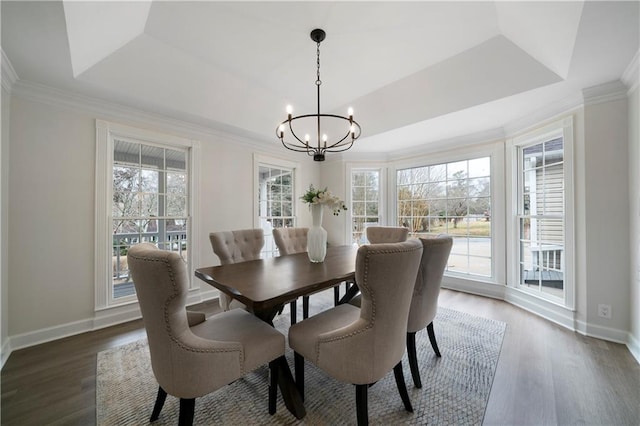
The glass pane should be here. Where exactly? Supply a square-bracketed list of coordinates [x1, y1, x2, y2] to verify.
[113, 166, 139, 191]
[352, 172, 365, 186]
[523, 143, 543, 170]
[113, 191, 138, 217]
[430, 164, 446, 182]
[468, 255, 491, 277]
[141, 145, 164, 169]
[352, 186, 364, 200]
[113, 139, 139, 165]
[140, 169, 159, 192]
[448, 253, 468, 274]
[352, 201, 365, 216]
[365, 202, 378, 216]
[166, 148, 186, 171]
[167, 172, 186, 194]
[365, 187, 379, 201]
[397, 169, 412, 185]
[468, 157, 490, 178]
[166, 195, 186, 217]
[140, 193, 159, 217]
[447, 160, 467, 180]
[282, 202, 292, 216]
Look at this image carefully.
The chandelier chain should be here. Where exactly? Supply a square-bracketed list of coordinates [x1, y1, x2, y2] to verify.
[316, 41, 322, 86]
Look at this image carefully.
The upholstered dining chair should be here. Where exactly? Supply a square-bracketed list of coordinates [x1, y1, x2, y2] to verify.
[289, 239, 423, 426]
[272, 227, 311, 323]
[209, 229, 264, 311]
[366, 226, 409, 244]
[406, 235, 453, 388]
[127, 243, 286, 426]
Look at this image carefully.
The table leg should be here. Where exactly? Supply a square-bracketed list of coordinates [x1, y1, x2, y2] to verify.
[337, 282, 359, 305]
[254, 305, 307, 420]
[274, 356, 306, 419]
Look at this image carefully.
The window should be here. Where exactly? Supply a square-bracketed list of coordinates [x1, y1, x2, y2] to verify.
[351, 169, 381, 245]
[96, 121, 200, 309]
[254, 155, 298, 257]
[397, 157, 492, 277]
[510, 117, 574, 306]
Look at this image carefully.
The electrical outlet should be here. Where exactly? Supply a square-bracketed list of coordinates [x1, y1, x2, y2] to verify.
[597, 304, 612, 319]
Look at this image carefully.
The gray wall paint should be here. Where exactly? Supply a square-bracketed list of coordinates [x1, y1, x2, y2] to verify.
[629, 85, 640, 356]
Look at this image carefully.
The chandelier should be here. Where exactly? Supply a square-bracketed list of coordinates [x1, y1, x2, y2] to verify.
[276, 29, 362, 161]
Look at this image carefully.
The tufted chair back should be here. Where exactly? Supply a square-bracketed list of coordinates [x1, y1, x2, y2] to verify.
[209, 229, 264, 264]
[408, 235, 453, 333]
[366, 226, 409, 244]
[273, 227, 308, 255]
[209, 229, 264, 310]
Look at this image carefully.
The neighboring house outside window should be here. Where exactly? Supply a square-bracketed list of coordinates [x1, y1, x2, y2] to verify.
[508, 117, 574, 307]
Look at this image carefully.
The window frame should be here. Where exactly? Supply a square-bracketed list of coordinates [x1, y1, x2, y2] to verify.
[95, 120, 201, 310]
[389, 142, 505, 286]
[506, 116, 575, 310]
[346, 164, 385, 245]
[253, 154, 301, 257]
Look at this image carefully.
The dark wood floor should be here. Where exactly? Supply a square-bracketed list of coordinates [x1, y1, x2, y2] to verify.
[1, 290, 638, 425]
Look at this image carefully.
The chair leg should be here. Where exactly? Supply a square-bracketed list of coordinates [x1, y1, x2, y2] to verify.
[150, 386, 167, 422]
[268, 359, 279, 414]
[355, 384, 369, 426]
[178, 398, 195, 426]
[294, 352, 305, 401]
[303, 296, 309, 319]
[334, 285, 340, 305]
[427, 321, 442, 357]
[290, 300, 297, 325]
[406, 332, 422, 388]
[393, 362, 413, 413]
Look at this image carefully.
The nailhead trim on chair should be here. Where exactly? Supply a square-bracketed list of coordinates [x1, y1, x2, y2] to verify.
[129, 252, 245, 373]
[315, 243, 422, 361]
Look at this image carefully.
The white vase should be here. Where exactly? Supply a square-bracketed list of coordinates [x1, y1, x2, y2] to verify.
[307, 203, 328, 263]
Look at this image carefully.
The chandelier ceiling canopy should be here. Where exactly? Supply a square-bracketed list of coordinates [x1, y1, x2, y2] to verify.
[276, 29, 362, 162]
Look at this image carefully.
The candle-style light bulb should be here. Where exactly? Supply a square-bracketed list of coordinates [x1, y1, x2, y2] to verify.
[348, 107, 354, 118]
[322, 134, 327, 148]
[350, 125, 356, 137]
[305, 134, 310, 143]
[286, 105, 293, 120]
[278, 124, 285, 138]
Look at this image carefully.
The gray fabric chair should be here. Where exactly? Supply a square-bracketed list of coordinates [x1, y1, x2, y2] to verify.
[366, 226, 409, 244]
[128, 243, 286, 426]
[349, 235, 453, 388]
[209, 229, 264, 311]
[272, 227, 308, 255]
[289, 239, 423, 426]
[406, 235, 453, 388]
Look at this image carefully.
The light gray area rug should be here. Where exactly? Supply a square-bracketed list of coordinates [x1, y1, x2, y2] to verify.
[97, 307, 505, 425]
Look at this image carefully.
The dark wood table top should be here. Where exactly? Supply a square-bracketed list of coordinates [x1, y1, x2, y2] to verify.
[195, 245, 358, 320]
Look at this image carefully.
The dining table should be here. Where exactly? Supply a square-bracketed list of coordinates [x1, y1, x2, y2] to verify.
[194, 244, 360, 420]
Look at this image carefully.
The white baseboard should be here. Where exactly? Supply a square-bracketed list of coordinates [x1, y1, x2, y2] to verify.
[627, 333, 640, 364]
[1, 337, 11, 369]
[4, 289, 221, 359]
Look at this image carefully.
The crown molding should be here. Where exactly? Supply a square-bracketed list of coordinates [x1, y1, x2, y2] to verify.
[503, 91, 583, 137]
[621, 48, 639, 94]
[10, 79, 281, 154]
[1, 49, 18, 93]
[582, 80, 629, 106]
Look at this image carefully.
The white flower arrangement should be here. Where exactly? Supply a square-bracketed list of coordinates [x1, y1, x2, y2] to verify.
[301, 185, 348, 216]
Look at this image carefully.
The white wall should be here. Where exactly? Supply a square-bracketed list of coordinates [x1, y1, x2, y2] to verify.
[583, 97, 631, 336]
[5, 93, 319, 347]
[1, 85, 9, 364]
[629, 84, 640, 360]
